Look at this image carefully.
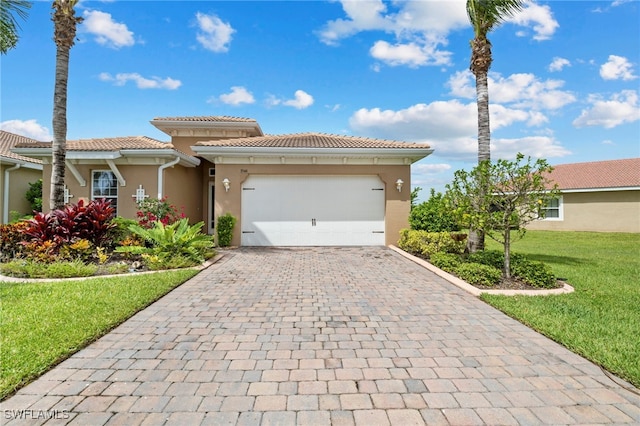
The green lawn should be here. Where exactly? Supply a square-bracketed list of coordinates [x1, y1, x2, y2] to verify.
[0, 269, 198, 400]
[482, 231, 640, 388]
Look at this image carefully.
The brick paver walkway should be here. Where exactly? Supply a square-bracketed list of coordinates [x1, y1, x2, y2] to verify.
[2, 247, 639, 425]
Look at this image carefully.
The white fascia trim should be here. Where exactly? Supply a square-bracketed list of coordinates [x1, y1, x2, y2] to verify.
[65, 161, 87, 187]
[560, 186, 640, 193]
[106, 159, 126, 187]
[120, 150, 201, 167]
[9, 148, 51, 158]
[150, 119, 263, 136]
[191, 146, 434, 161]
[0, 156, 42, 170]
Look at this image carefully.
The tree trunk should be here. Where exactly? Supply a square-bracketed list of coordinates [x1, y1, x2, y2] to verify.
[475, 70, 491, 163]
[50, 44, 70, 211]
[504, 227, 511, 279]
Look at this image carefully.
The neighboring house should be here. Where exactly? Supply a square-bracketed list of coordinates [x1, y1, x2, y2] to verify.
[11, 116, 433, 246]
[0, 131, 44, 224]
[528, 158, 640, 233]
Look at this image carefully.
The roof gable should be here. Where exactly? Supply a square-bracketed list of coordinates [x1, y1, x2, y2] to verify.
[0, 130, 44, 165]
[151, 116, 263, 138]
[548, 158, 640, 190]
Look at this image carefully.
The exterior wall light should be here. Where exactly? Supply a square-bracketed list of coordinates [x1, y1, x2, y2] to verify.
[395, 179, 404, 192]
[222, 178, 231, 192]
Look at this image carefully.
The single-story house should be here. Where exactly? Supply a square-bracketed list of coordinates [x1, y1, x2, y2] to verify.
[528, 158, 640, 233]
[0, 131, 44, 224]
[11, 116, 433, 246]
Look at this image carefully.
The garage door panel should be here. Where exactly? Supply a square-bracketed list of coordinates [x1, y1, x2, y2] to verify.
[242, 175, 385, 246]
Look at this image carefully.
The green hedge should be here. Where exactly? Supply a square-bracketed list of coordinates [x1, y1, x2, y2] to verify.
[397, 229, 466, 258]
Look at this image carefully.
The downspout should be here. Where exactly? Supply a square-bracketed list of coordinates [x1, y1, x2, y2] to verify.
[157, 156, 181, 199]
[3, 164, 21, 224]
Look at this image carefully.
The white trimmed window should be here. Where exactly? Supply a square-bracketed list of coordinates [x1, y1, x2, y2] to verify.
[92, 170, 118, 213]
[542, 196, 562, 220]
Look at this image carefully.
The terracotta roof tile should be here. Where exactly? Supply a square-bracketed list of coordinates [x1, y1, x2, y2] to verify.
[14, 135, 173, 151]
[152, 116, 257, 123]
[0, 131, 44, 164]
[548, 158, 640, 190]
[195, 133, 430, 149]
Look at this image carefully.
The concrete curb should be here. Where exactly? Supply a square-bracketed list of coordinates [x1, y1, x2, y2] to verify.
[388, 245, 574, 297]
[0, 253, 225, 284]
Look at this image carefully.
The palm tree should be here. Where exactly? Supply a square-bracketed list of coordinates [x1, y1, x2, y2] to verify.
[50, 0, 82, 210]
[465, 0, 524, 252]
[0, 0, 31, 54]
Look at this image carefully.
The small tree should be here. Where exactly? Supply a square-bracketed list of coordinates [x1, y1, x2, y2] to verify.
[446, 153, 559, 278]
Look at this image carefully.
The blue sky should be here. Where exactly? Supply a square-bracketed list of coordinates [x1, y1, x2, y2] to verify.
[2, 0, 639, 199]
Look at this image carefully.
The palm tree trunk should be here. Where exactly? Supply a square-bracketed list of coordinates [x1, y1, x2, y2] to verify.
[475, 71, 491, 163]
[50, 45, 70, 211]
[467, 70, 491, 252]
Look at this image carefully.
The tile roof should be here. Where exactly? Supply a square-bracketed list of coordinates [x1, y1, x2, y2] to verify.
[0, 131, 44, 164]
[548, 158, 640, 190]
[14, 135, 173, 151]
[152, 116, 257, 123]
[195, 133, 431, 149]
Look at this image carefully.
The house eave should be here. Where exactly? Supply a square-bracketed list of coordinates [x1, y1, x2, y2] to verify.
[191, 146, 434, 165]
[559, 186, 640, 193]
[150, 119, 264, 138]
[11, 148, 200, 167]
[0, 155, 43, 170]
[120, 150, 201, 167]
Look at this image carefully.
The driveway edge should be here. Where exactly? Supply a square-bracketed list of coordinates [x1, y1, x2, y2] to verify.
[388, 245, 574, 297]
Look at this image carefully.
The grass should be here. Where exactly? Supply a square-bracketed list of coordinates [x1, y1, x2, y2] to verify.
[482, 231, 640, 388]
[0, 269, 198, 400]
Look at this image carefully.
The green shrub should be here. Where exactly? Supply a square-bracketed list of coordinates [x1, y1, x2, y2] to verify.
[453, 262, 502, 287]
[142, 254, 199, 271]
[217, 213, 237, 247]
[25, 179, 42, 213]
[0, 260, 97, 279]
[397, 229, 466, 258]
[467, 249, 504, 269]
[115, 219, 214, 265]
[429, 252, 462, 273]
[512, 257, 556, 288]
[409, 189, 460, 232]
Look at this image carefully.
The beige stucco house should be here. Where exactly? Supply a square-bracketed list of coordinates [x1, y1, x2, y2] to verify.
[0, 131, 43, 224]
[11, 116, 433, 246]
[528, 158, 640, 233]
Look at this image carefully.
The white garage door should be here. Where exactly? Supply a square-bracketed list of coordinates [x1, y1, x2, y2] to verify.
[241, 175, 385, 246]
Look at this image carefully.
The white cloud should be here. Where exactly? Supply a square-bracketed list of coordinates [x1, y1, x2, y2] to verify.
[218, 86, 255, 106]
[318, 0, 556, 70]
[349, 99, 569, 161]
[508, 2, 559, 41]
[195, 12, 235, 53]
[370, 38, 451, 67]
[275, 90, 314, 109]
[600, 55, 637, 81]
[573, 90, 640, 128]
[82, 10, 135, 49]
[99, 72, 181, 90]
[447, 70, 576, 111]
[549, 57, 570, 72]
[317, 0, 464, 67]
[0, 119, 52, 141]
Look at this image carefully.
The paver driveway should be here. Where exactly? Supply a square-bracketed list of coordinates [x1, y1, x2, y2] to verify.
[2, 247, 639, 425]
